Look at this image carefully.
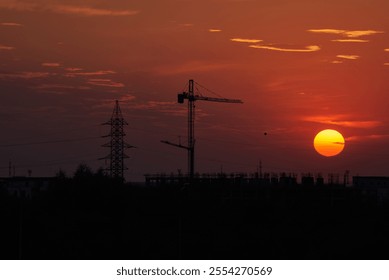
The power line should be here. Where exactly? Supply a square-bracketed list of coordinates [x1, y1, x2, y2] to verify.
[0, 136, 100, 148]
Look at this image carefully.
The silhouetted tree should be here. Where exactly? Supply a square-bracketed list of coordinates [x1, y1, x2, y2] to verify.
[55, 169, 67, 180]
[73, 163, 93, 180]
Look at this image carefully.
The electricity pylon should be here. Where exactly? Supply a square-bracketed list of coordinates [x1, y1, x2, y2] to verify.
[101, 100, 134, 180]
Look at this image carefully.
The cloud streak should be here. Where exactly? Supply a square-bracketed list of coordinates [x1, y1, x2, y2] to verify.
[53, 5, 139, 17]
[42, 62, 61, 67]
[0, 2, 139, 17]
[0, 44, 14, 50]
[249, 44, 320, 52]
[87, 78, 125, 88]
[332, 39, 369, 43]
[0, 71, 51, 79]
[1, 22, 23, 26]
[230, 38, 262, 43]
[209, 29, 222, 32]
[308, 29, 384, 38]
[154, 61, 232, 76]
[336, 55, 360, 60]
[346, 134, 389, 142]
[64, 70, 115, 77]
[65, 67, 83, 72]
[304, 115, 382, 128]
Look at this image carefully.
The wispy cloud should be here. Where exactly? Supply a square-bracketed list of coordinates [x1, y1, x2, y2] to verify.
[42, 62, 61, 67]
[120, 94, 136, 102]
[209, 29, 222, 32]
[179, 23, 194, 27]
[385, 49, 389, 52]
[65, 70, 115, 77]
[154, 61, 232, 76]
[65, 67, 83, 72]
[308, 29, 384, 38]
[0, 44, 14, 50]
[34, 84, 76, 90]
[346, 134, 389, 142]
[304, 115, 382, 128]
[332, 39, 369, 43]
[344, 30, 384, 38]
[0, 71, 51, 79]
[308, 29, 346, 35]
[331, 60, 343, 64]
[336, 55, 359, 60]
[127, 101, 190, 117]
[87, 78, 125, 88]
[1, 22, 23, 27]
[249, 44, 320, 52]
[53, 5, 139, 17]
[0, 2, 139, 17]
[384, 63, 389, 66]
[230, 38, 262, 43]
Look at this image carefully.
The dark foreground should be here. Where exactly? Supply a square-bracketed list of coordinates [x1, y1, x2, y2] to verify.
[1, 179, 389, 260]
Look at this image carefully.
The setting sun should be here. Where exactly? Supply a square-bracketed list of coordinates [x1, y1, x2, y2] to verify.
[314, 129, 345, 157]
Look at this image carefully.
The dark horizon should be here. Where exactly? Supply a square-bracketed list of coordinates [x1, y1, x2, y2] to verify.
[2, 171, 389, 260]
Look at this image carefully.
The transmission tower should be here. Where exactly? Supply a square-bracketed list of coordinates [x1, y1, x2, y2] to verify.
[101, 100, 134, 180]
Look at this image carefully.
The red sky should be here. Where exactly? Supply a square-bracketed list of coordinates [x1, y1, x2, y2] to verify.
[1, 0, 389, 181]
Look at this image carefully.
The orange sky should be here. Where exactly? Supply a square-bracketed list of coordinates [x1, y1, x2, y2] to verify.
[1, 0, 389, 181]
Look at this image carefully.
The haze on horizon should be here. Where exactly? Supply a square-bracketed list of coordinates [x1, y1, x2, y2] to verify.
[1, 0, 389, 181]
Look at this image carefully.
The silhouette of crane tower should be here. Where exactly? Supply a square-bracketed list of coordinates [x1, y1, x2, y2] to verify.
[162, 79, 243, 180]
[101, 100, 134, 180]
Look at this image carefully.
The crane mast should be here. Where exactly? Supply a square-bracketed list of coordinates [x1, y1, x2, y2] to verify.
[163, 79, 243, 181]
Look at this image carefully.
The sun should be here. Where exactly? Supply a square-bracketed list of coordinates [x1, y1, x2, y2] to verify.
[314, 129, 345, 157]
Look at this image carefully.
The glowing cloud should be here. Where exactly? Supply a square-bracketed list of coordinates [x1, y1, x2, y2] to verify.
[154, 61, 232, 76]
[53, 5, 139, 17]
[344, 30, 384, 38]
[35, 84, 76, 90]
[209, 29, 222, 32]
[87, 78, 125, 88]
[385, 49, 389, 52]
[308, 28, 384, 38]
[65, 70, 115, 77]
[346, 134, 389, 142]
[308, 29, 346, 35]
[332, 39, 369, 43]
[42, 62, 61, 67]
[0, 44, 14, 50]
[0, 2, 139, 17]
[336, 55, 359, 60]
[0, 72, 51, 79]
[384, 63, 389, 66]
[1, 22, 23, 26]
[331, 60, 343, 64]
[249, 44, 320, 52]
[230, 38, 262, 43]
[65, 67, 83, 72]
[304, 115, 382, 128]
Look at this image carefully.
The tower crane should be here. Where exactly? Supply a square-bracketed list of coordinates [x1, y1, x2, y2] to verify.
[161, 79, 243, 180]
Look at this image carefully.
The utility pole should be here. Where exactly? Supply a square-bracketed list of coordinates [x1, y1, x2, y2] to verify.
[162, 79, 242, 180]
[101, 100, 134, 180]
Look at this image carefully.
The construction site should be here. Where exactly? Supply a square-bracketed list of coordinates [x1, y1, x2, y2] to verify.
[1, 79, 389, 260]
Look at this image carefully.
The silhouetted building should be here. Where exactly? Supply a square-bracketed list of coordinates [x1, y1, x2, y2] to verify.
[353, 176, 389, 205]
[0, 177, 52, 198]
